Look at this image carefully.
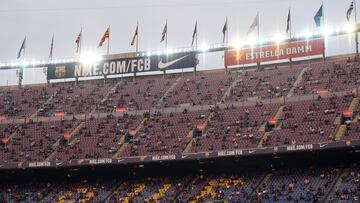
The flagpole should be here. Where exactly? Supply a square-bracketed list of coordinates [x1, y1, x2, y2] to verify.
[322, 2, 326, 62]
[50, 35, 54, 60]
[195, 21, 198, 50]
[134, 22, 138, 81]
[226, 16, 229, 73]
[355, 0, 359, 57]
[165, 19, 168, 50]
[289, 8, 292, 39]
[226, 16, 229, 46]
[23, 37, 26, 59]
[195, 21, 198, 75]
[164, 19, 167, 78]
[257, 12, 261, 70]
[19, 37, 25, 87]
[136, 22, 139, 53]
[107, 26, 110, 55]
[257, 12, 260, 45]
[289, 8, 292, 67]
[79, 28, 82, 57]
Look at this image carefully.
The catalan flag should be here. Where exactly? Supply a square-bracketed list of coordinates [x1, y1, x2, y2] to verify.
[98, 27, 110, 47]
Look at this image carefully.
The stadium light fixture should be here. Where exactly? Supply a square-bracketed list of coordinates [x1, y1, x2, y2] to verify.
[258, 38, 265, 45]
[345, 23, 356, 33]
[304, 31, 313, 39]
[274, 33, 286, 44]
[20, 61, 29, 67]
[200, 43, 210, 52]
[263, 37, 270, 44]
[232, 39, 243, 50]
[335, 27, 341, 33]
[322, 26, 333, 37]
[79, 52, 102, 65]
[31, 60, 38, 66]
[248, 37, 257, 47]
[156, 50, 163, 55]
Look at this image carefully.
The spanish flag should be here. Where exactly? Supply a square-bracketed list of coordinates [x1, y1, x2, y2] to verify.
[131, 24, 138, 46]
[98, 27, 110, 47]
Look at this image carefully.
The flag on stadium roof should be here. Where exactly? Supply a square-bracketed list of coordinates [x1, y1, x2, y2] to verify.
[247, 13, 259, 35]
[192, 21, 197, 46]
[75, 29, 82, 53]
[49, 35, 54, 59]
[314, 4, 323, 27]
[222, 17, 228, 43]
[131, 23, 138, 46]
[161, 21, 167, 43]
[17, 37, 26, 59]
[286, 8, 291, 34]
[347, 1, 354, 21]
[98, 27, 110, 47]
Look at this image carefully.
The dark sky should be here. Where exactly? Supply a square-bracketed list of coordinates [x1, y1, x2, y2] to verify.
[0, 0, 356, 85]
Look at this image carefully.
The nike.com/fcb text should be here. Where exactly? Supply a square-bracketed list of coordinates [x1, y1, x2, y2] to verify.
[75, 58, 151, 77]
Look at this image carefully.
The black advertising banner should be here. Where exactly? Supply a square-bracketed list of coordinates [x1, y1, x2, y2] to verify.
[47, 52, 197, 80]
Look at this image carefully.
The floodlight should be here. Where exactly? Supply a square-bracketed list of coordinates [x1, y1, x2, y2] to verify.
[345, 23, 356, 33]
[232, 39, 243, 50]
[79, 52, 102, 65]
[200, 43, 210, 52]
[274, 33, 286, 44]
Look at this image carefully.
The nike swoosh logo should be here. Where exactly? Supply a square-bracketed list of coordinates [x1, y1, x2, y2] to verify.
[319, 143, 328, 148]
[158, 55, 189, 70]
[248, 150, 256, 154]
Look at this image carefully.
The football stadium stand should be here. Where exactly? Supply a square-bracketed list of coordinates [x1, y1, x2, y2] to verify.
[0, 55, 360, 202]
